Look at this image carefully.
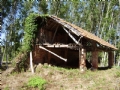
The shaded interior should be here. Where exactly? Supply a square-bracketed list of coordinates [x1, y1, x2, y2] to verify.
[32, 16, 96, 69]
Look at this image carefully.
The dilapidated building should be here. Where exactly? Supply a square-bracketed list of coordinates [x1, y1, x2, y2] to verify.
[32, 15, 117, 71]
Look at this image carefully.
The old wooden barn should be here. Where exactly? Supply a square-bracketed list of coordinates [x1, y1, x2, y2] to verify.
[31, 15, 117, 71]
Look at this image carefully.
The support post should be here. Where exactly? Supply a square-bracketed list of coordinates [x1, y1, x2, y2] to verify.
[30, 51, 34, 74]
[91, 51, 98, 69]
[79, 48, 86, 72]
[108, 51, 114, 68]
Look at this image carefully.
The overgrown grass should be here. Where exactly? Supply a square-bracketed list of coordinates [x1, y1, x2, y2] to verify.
[115, 71, 120, 78]
[3, 86, 9, 90]
[27, 76, 47, 90]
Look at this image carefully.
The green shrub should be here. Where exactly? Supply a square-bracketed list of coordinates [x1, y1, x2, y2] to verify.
[27, 76, 46, 90]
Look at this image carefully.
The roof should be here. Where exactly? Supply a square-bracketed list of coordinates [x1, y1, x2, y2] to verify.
[49, 15, 117, 50]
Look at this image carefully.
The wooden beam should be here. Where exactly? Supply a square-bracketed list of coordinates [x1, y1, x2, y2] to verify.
[79, 47, 81, 67]
[63, 27, 79, 45]
[43, 43, 79, 49]
[108, 51, 114, 68]
[39, 46, 67, 62]
[78, 36, 83, 42]
[46, 44, 68, 48]
[30, 51, 34, 74]
[91, 50, 98, 69]
[43, 43, 68, 48]
[79, 48, 86, 72]
[90, 41, 99, 70]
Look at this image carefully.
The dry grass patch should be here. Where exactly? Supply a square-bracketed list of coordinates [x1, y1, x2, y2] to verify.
[1, 64, 120, 90]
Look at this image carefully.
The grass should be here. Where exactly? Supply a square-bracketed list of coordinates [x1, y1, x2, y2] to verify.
[3, 86, 9, 90]
[27, 76, 47, 90]
[1, 64, 120, 90]
[115, 71, 120, 78]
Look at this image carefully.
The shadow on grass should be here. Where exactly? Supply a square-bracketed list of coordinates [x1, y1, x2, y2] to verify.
[98, 66, 111, 70]
[0, 66, 7, 71]
[0, 62, 12, 71]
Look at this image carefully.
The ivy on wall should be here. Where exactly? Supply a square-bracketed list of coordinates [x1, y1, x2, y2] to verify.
[22, 13, 48, 52]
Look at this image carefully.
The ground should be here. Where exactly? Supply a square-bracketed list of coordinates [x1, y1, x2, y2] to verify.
[1, 64, 120, 90]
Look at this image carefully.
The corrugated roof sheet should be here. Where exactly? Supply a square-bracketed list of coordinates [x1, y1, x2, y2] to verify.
[50, 15, 117, 50]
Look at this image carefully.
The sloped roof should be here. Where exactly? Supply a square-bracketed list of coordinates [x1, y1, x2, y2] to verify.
[49, 15, 117, 50]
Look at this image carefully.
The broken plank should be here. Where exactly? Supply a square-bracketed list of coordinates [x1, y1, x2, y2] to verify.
[39, 46, 67, 62]
[63, 27, 79, 45]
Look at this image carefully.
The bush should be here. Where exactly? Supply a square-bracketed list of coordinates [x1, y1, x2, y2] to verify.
[27, 76, 46, 90]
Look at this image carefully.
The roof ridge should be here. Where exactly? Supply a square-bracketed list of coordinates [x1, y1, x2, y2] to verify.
[49, 15, 118, 50]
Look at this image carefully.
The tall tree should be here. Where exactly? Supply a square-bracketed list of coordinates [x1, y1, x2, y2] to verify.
[1, 0, 120, 66]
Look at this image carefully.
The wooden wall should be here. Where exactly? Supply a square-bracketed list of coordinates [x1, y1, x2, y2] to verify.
[37, 28, 69, 44]
[32, 45, 66, 66]
[32, 45, 79, 68]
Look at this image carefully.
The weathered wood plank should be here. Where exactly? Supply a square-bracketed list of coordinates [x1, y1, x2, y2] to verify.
[30, 51, 34, 74]
[91, 51, 98, 69]
[39, 46, 67, 62]
[79, 48, 86, 72]
[63, 27, 79, 45]
[43, 43, 79, 50]
[46, 44, 68, 48]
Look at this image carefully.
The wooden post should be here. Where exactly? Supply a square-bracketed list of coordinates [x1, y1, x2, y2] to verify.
[91, 51, 98, 69]
[108, 51, 114, 68]
[30, 51, 34, 74]
[79, 48, 86, 72]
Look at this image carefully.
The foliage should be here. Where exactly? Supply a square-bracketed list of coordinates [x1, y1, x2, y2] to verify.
[22, 13, 39, 52]
[27, 76, 46, 90]
[22, 13, 48, 52]
[10, 52, 27, 72]
[1, 1, 120, 66]
[17, 53, 28, 72]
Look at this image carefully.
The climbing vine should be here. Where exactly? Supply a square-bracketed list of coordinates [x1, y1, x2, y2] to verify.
[22, 13, 48, 52]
